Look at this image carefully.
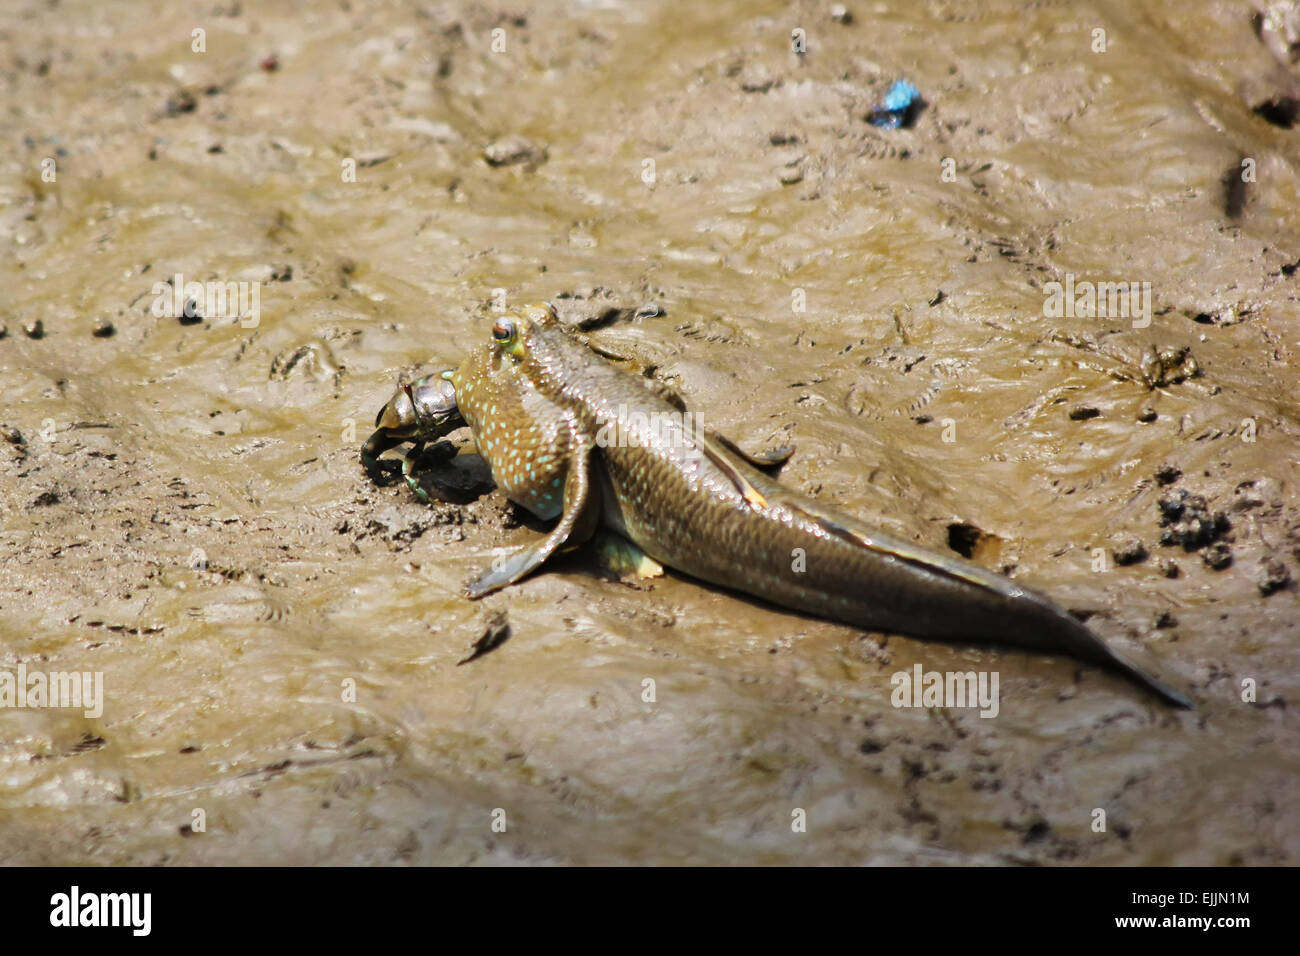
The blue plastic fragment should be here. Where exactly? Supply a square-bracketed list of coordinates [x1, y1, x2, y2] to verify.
[882, 79, 920, 112]
[868, 79, 922, 128]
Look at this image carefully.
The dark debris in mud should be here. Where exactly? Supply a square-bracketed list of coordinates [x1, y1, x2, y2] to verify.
[1157, 489, 1232, 553]
[335, 504, 467, 549]
[1154, 463, 1182, 486]
[482, 134, 547, 170]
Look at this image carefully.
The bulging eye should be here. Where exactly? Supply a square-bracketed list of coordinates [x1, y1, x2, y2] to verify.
[492, 319, 515, 343]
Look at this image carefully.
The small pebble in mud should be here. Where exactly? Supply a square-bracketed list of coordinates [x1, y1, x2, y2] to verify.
[2, 427, 25, 462]
[1202, 542, 1233, 570]
[1224, 157, 1250, 218]
[1154, 610, 1178, 629]
[459, 611, 511, 665]
[1157, 493, 1187, 523]
[1137, 407, 1158, 423]
[1139, 344, 1200, 388]
[830, 5, 853, 24]
[1154, 463, 1181, 485]
[1257, 557, 1291, 596]
[24, 319, 44, 339]
[1230, 479, 1268, 512]
[1068, 404, 1100, 421]
[1112, 537, 1148, 566]
[1161, 560, 1180, 578]
[92, 319, 115, 338]
[739, 69, 777, 93]
[778, 167, 804, 185]
[179, 298, 203, 325]
[483, 135, 547, 169]
[164, 89, 197, 116]
[1020, 819, 1052, 844]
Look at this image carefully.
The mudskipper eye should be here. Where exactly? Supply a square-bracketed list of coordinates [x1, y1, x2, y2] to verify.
[492, 319, 515, 343]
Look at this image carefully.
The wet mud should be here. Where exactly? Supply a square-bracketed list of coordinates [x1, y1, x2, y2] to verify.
[1, 0, 1297, 863]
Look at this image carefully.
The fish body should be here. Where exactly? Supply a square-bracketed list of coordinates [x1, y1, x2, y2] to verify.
[366, 303, 1191, 707]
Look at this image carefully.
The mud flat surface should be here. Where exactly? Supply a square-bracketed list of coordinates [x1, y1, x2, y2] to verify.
[1, 0, 1297, 864]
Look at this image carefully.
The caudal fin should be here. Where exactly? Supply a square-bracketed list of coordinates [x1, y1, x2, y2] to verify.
[1096, 640, 1194, 708]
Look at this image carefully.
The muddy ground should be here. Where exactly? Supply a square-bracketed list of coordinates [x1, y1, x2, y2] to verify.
[1, 0, 1297, 864]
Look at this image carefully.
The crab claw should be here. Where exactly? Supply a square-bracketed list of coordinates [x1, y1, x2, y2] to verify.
[360, 372, 464, 475]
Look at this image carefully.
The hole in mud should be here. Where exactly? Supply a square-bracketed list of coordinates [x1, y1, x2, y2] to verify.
[1252, 96, 1300, 128]
[946, 522, 982, 558]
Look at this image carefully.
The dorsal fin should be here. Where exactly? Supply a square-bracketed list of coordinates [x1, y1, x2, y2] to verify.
[696, 431, 1022, 597]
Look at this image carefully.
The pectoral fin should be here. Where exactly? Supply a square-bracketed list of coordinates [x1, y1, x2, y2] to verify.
[593, 529, 664, 579]
[464, 437, 599, 598]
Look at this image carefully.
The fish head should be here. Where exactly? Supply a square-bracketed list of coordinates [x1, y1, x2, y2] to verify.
[449, 301, 565, 411]
[447, 303, 573, 517]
